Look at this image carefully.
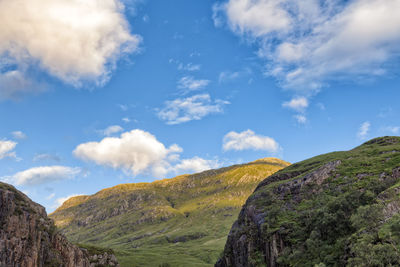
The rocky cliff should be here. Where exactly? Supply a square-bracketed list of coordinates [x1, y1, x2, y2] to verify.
[0, 182, 119, 267]
[216, 137, 400, 267]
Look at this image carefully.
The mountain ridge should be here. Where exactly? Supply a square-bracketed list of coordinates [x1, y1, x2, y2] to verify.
[216, 136, 400, 266]
[50, 157, 290, 266]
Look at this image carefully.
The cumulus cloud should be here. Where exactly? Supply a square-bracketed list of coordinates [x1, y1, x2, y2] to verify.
[282, 97, 309, 112]
[2, 166, 81, 186]
[11, 131, 27, 140]
[74, 129, 220, 177]
[223, 130, 279, 152]
[74, 129, 182, 177]
[357, 121, 371, 139]
[0, 140, 17, 159]
[214, 0, 400, 91]
[101, 125, 124, 136]
[172, 157, 221, 173]
[0, 0, 140, 92]
[157, 94, 229, 125]
[177, 76, 210, 92]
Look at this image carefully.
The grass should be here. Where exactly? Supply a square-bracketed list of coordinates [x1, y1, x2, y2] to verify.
[50, 158, 290, 266]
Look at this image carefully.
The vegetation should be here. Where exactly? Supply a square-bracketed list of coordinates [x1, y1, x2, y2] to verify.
[50, 158, 289, 267]
[219, 136, 400, 266]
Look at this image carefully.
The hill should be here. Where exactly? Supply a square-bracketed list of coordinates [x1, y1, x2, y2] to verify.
[50, 158, 290, 266]
[217, 137, 400, 267]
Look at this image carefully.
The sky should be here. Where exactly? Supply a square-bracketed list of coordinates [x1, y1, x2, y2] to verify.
[0, 0, 399, 212]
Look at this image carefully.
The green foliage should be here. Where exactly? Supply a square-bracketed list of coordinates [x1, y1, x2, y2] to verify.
[229, 136, 400, 267]
[77, 243, 114, 255]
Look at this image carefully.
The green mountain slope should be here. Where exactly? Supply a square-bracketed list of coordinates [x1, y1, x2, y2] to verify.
[217, 136, 400, 267]
[50, 158, 290, 267]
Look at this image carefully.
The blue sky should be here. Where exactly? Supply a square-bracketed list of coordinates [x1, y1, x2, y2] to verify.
[0, 0, 399, 212]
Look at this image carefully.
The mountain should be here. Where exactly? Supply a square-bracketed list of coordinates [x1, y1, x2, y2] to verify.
[0, 182, 119, 267]
[50, 158, 290, 267]
[216, 136, 400, 267]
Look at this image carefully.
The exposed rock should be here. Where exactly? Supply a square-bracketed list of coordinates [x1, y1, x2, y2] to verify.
[0, 182, 119, 267]
[216, 137, 400, 267]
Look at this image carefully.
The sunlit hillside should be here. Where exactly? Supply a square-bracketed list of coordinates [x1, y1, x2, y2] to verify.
[50, 158, 289, 266]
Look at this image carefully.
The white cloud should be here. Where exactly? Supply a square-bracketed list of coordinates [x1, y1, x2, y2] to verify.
[0, 0, 141, 89]
[122, 117, 131, 123]
[214, 0, 400, 91]
[282, 97, 308, 112]
[0, 140, 17, 159]
[223, 130, 279, 152]
[2, 166, 81, 186]
[74, 129, 182, 177]
[357, 121, 371, 139]
[118, 104, 129, 111]
[219, 71, 240, 83]
[101, 125, 124, 136]
[11, 131, 27, 140]
[157, 94, 229, 125]
[294, 114, 307, 124]
[177, 76, 210, 92]
[382, 126, 400, 134]
[172, 157, 221, 173]
[74, 129, 221, 177]
[178, 63, 201, 71]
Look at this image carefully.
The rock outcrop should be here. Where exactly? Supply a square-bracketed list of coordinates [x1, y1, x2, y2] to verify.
[0, 182, 119, 267]
[216, 136, 400, 267]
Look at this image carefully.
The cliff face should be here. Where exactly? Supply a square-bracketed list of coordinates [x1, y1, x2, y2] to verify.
[50, 158, 290, 267]
[0, 182, 119, 267]
[217, 137, 400, 267]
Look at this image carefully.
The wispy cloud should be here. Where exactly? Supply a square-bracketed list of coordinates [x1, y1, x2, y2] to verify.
[282, 97, 308, 113]
[2, 166, 81, 186]
[223, 129, 280, 152]
[11, 131, 27, 140]
[157, 94, 229, 125]
[294, 114, 307, 124]
[177, 76, 210, 93]
[381, 126, 400, 135]
[101, 125, 124, 136]
[33, 153, 61, 162]
[178, 63, 201, 71]
[357, 121, 371, 139]
[214, 0, 400, 103]
[0, 140, 17, 160]
[283, 97, 309, 124]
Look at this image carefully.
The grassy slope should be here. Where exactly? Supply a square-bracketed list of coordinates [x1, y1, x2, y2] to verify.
[221, 136, 400, 266]
[50, 158, 289, 266]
